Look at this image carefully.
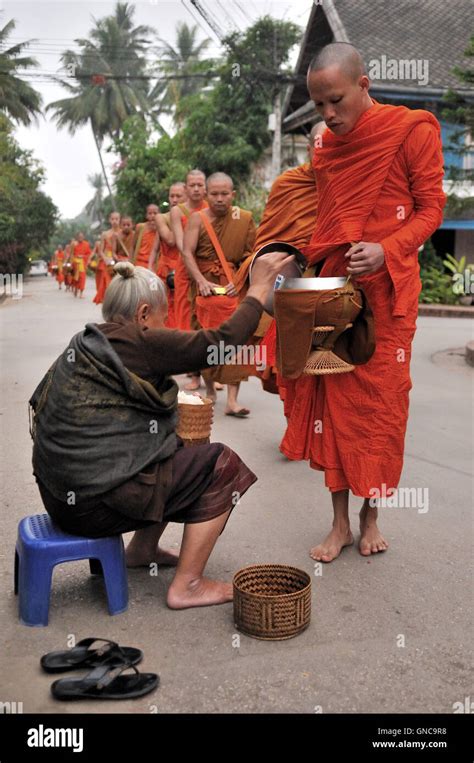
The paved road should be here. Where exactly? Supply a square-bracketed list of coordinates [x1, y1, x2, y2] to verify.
[1, 275, 472, 713]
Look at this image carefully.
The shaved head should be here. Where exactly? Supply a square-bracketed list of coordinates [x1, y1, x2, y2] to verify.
[308, 42, 366, 82]
[186, 169, 206, 183]
[307, 43, 372, 136]
[207, 172, 233, 190]
[205, 172, 235, 216]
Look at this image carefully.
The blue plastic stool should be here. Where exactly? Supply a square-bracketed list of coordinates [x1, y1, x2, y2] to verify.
[14, 514, 129, 627]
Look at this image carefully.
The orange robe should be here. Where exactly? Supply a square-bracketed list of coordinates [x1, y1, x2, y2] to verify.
[133, 224, 156, 269]
[155, 213, 178, 328]
[192, 207, 256, 384]
[247, 163, 318, 393]
[55, 251, 65, 283]
[174, 201, 208, 330]
[116, 232, 135, 261]
[280, 101, 445, 497]
[72, 241, 91, 291]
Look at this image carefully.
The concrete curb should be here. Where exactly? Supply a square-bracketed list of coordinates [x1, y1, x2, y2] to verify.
[466, 341, 474, 367]
[418, 303, 474, 318]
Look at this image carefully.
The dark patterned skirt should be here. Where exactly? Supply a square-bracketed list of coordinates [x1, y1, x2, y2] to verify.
[37, 442, 257, 538]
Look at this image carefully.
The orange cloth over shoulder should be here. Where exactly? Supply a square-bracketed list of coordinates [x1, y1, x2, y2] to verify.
[233, 163, 317, 295]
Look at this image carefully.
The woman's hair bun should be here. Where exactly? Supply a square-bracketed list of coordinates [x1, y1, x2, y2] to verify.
[113, 261, 135, 279]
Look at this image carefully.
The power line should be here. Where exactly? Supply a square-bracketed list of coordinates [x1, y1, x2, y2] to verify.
[180, 0, 222, 44]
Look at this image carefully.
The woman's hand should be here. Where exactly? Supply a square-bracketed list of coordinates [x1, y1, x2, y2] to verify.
[197, 278, 217, 297]
[247, 251, 295, 305]
[345, 242, 385, 276]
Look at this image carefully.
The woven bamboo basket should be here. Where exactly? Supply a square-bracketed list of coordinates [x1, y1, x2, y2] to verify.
[233, 564, 311, 640]
[176, 396, 214, 447]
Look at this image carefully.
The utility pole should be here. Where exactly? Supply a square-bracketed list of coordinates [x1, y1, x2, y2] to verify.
[190, 0, 284, 181]
[270, 26, 282, 182]
[270, 89, 282, 182]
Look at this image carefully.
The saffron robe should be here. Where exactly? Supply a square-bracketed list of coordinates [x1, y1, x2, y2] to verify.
[174, 201, 208, 330]
[134, 224, 157, 269]
[191, 207, 256, 384]
[247, 163, 319, 390]
[156, 212, 178, 328]
[116, 231, 135, 261]
[55, 250, 65, 284]
[73, 241, 92, 291]
[280, 101, 445, 497]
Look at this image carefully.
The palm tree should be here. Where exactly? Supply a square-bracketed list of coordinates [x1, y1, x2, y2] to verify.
[85, 173, 106, 224]
[0, 19, 42, 125]
[150, 22, 211, 127]
[47, 2, 154, 199]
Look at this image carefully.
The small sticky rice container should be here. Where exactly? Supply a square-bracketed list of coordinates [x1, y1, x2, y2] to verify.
[233, 564, 311, 640]
[176, 395, 214, 447]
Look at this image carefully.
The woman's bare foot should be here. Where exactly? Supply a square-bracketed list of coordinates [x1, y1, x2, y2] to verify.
[125, 545, 180, 568]
[310, 524, 354, 563]
[359, 504, 389, 556]
[167, 576, 233, 609]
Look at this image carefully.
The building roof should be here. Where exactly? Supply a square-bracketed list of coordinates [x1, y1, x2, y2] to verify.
[283, 0, 473, 131]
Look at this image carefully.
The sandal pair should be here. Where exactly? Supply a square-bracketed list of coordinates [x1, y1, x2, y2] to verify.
[41, 637, 159, 700]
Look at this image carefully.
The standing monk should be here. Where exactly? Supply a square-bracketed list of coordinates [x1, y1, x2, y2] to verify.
[63, 244, 73, 292]
[171, 169, 208, 391]
[72, 232, 92, 298]
[117, 216, 135, 261]
[149, 182, 188, 328]
[133, 205, 158, 269]
[94, 211, 120, 305]
[182, 173, 257, 415]
[54, 246, 65, 289]
[279, 43, 445, 562]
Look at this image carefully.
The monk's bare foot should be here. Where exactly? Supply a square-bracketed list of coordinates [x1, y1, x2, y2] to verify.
[167, 576, 233, 609]
[310, 524, 354, 563]
[214, 382, 224, 391]
[125, 545, 180, 568]
[224, 406, 250, 417]
[184, 376, 201, 391]
[204, 384, 216, 403]
[359, 504, 389, 556]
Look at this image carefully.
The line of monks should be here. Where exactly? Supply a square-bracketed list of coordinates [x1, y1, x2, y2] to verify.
[47, 40, 447, 564]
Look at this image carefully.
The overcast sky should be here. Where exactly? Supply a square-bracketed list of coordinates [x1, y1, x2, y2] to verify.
[3, 0, 312, 218]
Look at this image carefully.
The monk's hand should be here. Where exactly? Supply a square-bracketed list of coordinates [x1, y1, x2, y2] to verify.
[225, 283, 238, 297]
[345, 242, 385, 276]
[197, 278, 217, 297]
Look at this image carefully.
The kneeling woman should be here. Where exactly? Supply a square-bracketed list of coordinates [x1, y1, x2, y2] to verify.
[29, 254, 291, 609]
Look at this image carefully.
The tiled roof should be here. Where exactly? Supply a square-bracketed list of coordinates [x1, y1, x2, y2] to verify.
[284, 0, 473, 121]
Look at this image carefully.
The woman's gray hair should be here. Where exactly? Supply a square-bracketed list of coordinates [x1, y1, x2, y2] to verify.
[102, 261, 167, 322]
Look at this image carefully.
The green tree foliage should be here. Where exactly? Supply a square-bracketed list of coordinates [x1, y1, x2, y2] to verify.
[150, 22, 213, 130]
[0, 19, 42, 125]
[114, 16, 301, 215]
[47, 2, 154, 197]
[0, 116, 57, 273]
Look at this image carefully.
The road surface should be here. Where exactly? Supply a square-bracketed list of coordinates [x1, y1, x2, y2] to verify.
[0, 274, 472, 713]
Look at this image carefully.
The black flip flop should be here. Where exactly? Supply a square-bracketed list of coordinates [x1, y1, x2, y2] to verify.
[51, 662, 159, 701]
[41, 638, 142, 674]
